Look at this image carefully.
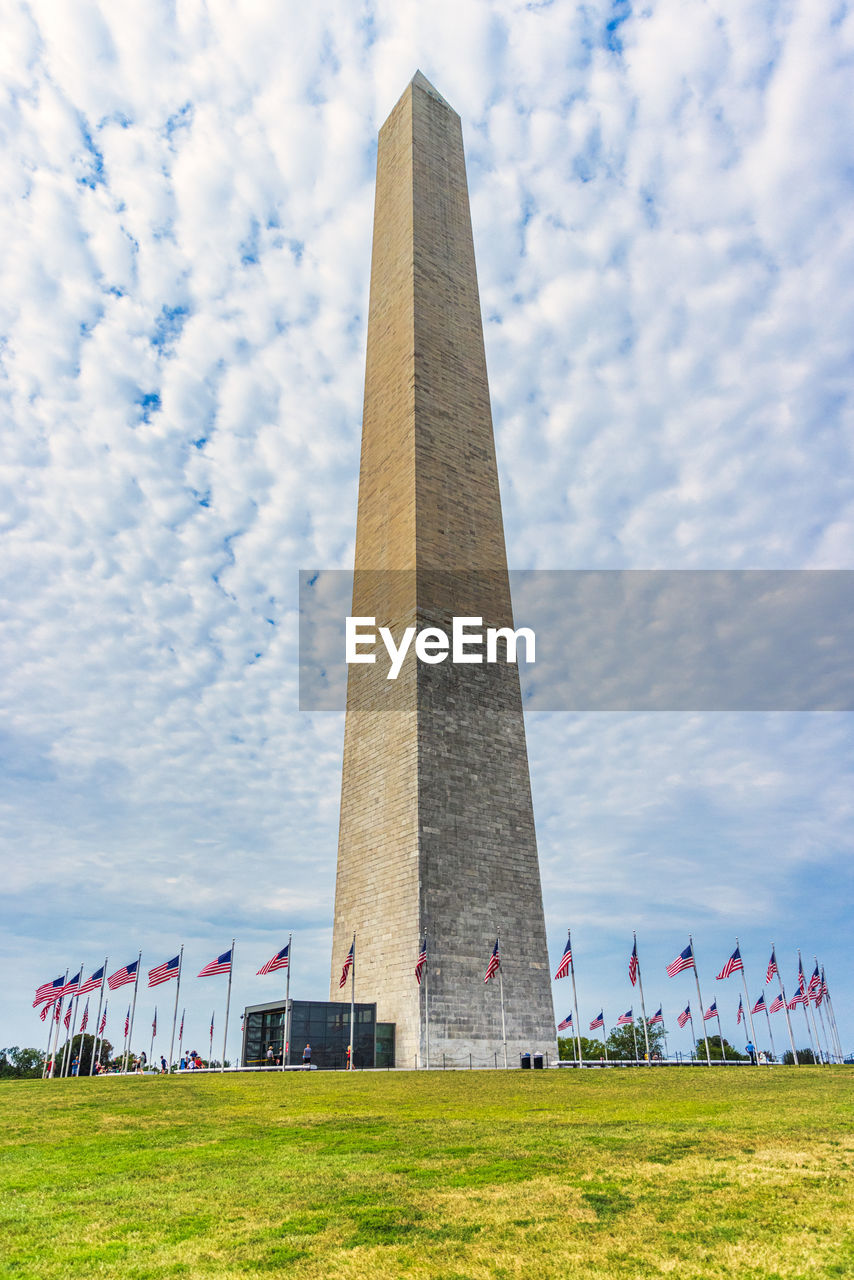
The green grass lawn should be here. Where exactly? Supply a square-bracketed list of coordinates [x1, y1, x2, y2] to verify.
[2, 1067, 852, 1279]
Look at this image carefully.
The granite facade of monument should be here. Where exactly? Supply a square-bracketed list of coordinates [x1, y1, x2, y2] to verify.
[330, 72, 556, 1066]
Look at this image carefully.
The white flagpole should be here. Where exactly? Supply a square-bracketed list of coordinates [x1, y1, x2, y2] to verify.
[688, 1009, 697, 1061]
[48, 969, 68, 1078]
[168, 946, 184, 1072]
[689, 937, 711, 1066]
[567, 931, 582, 1065]
[123, 952, 142, 1073]
[496, 930, 507, 1069]
[796, 951, 819, 1062]
[823, 973, 843, 1062]
[349, 933, 356, 1069]
[600, 1015, 608, 1063]
[89, 956, 108, 1076]
[283, 932, 292, 1070]
[714, 1007, 727, 1063]
[735, 938, 758, 1059]
[209, 1013, 214, 1066]
[800, 951, 824, 1064]
[423, 935, 430, 1071]
[221, 939, 235, 1071]
[178, 1008, 185, 1066]
[660, 1007, 669, 1061]
[634, 933, 651, 1065]
[630, 1017, 639, 1063]
[149, 1008, 157, 1066]
[761, 999, 776, 1062]
[42, 1002, 55, 1078]
[773, 944, 798, 1065]
[62, 960, 84, 1077]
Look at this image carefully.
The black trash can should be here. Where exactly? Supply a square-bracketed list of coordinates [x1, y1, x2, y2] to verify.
[533, 1054, 544, 1070]
[520, 1052, 531, 1070]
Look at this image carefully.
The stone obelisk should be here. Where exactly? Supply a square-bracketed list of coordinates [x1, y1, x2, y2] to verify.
[330, 72, 555, 1066]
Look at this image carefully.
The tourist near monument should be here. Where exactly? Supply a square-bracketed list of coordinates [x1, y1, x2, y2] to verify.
[329, 72, 556, 1068]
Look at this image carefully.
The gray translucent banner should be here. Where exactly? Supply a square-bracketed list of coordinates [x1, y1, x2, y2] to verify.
[299, 570, 854, 711]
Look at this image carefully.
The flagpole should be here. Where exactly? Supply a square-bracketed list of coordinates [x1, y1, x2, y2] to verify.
[823, 972, 843, 1062]
[806, 957, 826, 1065]
[688, 937, 711, 1066]
[149, 1007, 157, 1067]
[630, 1017, 639, 1063]
[761, 999, 776, 1062]
[773, 944, 798, 1065]
[796, 951, 819, 1063]
[811, 957, 832, 1063]
[424, 935, 430, 1071]
[660, 1007, 669, 1062]
[221, 938, 235, 1072]
[349, 932, 356, 1070]
[634, 933, 651, 1065]
[168, 945, 183, 1072]
[283, 932, 292, 1070]
[42, 1002, 55, 1079]
[89, 955, 108, 1076]
[496, 930, 507, 1068]
[600, 1015, 608, 1063]
[210, 1012, 214, 1066]
[567, 931, 582, 1066]
[124, 952, 142, 1073]
[62, 960, 84, 1077]
[714, 1007, 727, 1063]
[735, 937, 758, 1059]
[178, 1009, 185, 1066]
[688, 1009, 697, 1062]
[48, 969, 68, 1078]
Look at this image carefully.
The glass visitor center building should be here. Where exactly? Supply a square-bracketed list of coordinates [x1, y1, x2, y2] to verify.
[242, 999, 396, 1070]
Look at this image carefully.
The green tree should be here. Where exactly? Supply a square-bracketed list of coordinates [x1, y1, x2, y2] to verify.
[782, 1047, 818, 1065]
[696, 1034, 747, 1061]
[558, 1034, 611, 1061]
[0, 1046, 46, 1079]
[606, 1019, 667, 1061]
[58, 1032, 115, 1075]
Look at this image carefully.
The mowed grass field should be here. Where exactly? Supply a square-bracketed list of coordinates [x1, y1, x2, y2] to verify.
[2, 1067, 852, 1279]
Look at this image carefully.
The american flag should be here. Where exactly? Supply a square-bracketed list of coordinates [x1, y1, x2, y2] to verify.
[617, 1009, 633, 1025]
[589, 1010, 604, 1030]
[79, 966, 106, 996]
[820, 969, 829, 1003]
[558, 1012, 573, 1031]
[703, 1001, 717, 1021]
[199, 949, 232, 978]
[39, 1001, 51, 1022]
[769, 992, 785, 1013]
[179, 1009, 184, 1039]
[338, 940, 355, 988]
[553, 935, 572, 980]
[257, 943, 290, 976]
[787, 983, 806, 1010]
[666, 944, 694, 977]
[149, 955, 180, 987]
[629, 938, 638, 987]
[807, 965, 821, 1001]
[64, 1004, 72, 1030]
[80, 999, 90, 1033]
[736, 995, 744, 1024]
[210, 1011, 215, 1038]
[751, 993, 766, 1015]
[108, 959, 139, 991]
[484, 938, 500, 983]
[151, 1007, 157, 1036]
[715, 946, 743, 980]
[124, 1006, 130, 1037]
[99, 1002, 108, 1036]
[62, 970, 82, 998]
[414, 937, 427, 986]
[765, 948, 778, 984]
[54, 1000, 62, 1024]
[33, 975, 65, 1007]
[649, 1007, 664, 1025]
[677, 1005, 691, 1029]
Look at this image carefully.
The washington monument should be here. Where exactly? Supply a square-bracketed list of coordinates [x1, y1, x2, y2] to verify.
[330, 72, 556, 1066]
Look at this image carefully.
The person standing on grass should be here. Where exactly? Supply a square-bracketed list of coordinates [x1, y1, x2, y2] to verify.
[266, 1045, 274, 1066]
[160, 1055, 167, 1074]
[303, 1043, 311, 1068]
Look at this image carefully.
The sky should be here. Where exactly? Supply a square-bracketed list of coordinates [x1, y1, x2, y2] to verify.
[2, 0, 852, 1062]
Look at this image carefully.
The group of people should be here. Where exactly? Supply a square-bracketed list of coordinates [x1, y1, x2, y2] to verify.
[264, 1043, 318, 1067]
